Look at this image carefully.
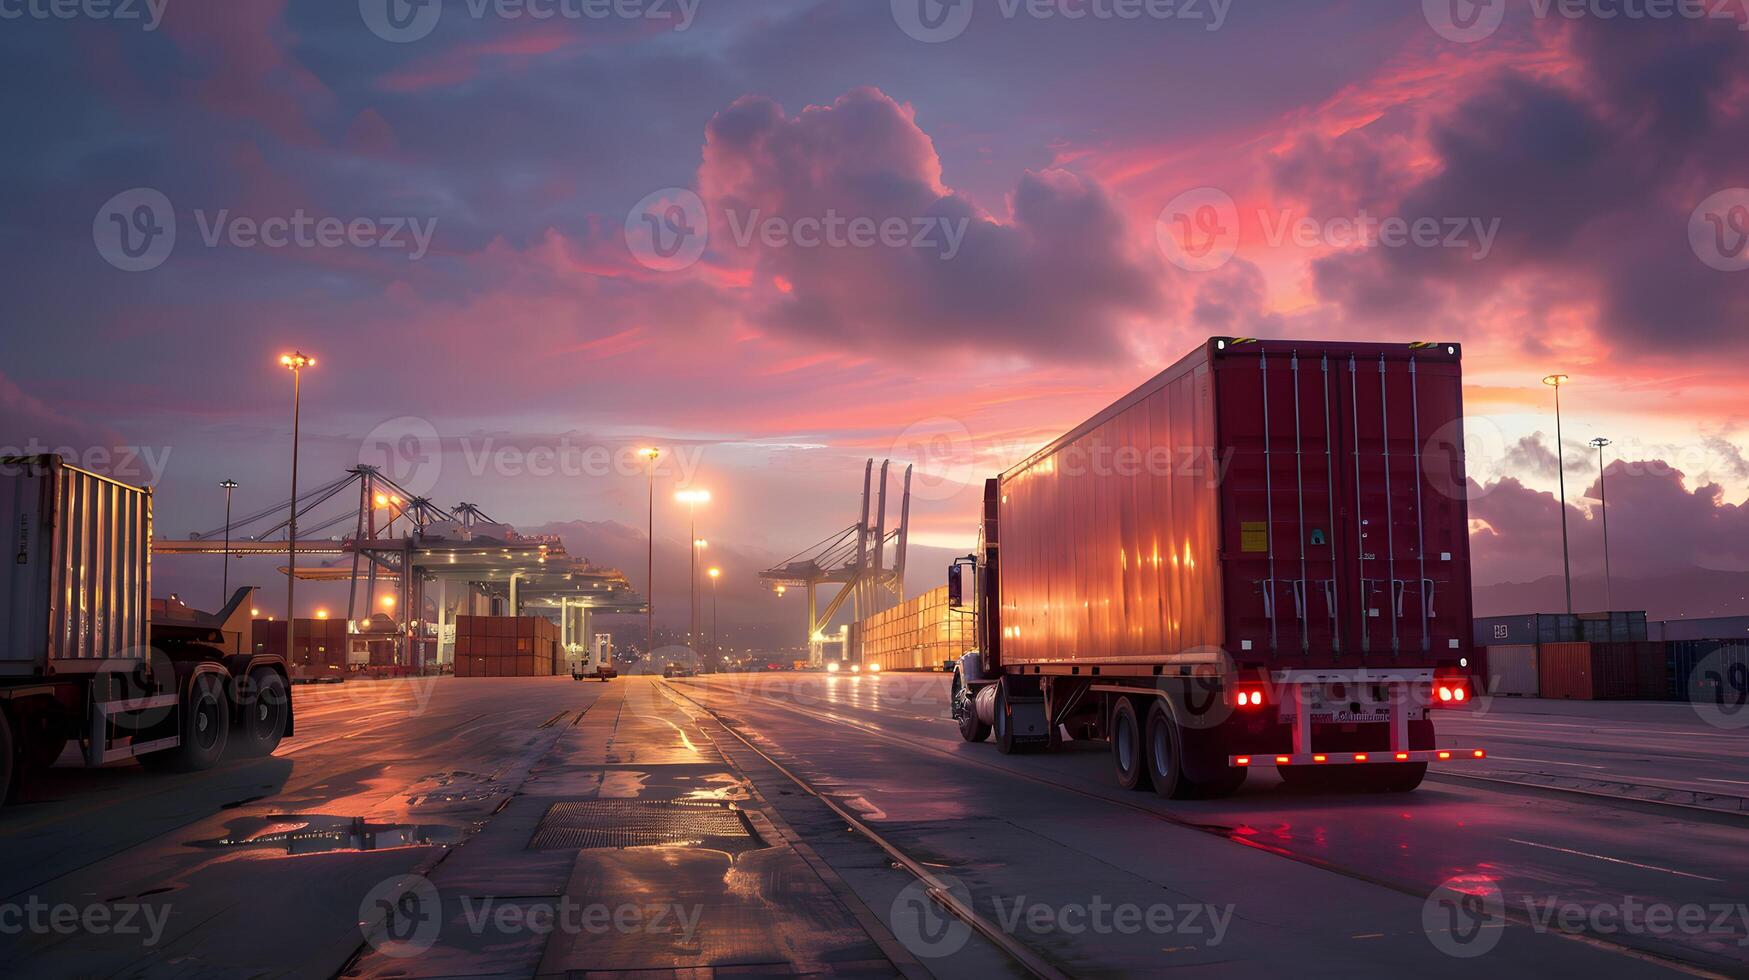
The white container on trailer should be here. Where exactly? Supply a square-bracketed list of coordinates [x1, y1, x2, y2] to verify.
[1, 455, 151, 676]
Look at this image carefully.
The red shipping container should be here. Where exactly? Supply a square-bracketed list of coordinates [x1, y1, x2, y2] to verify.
[1539, 642, 1595, 699]
[987, 338, 1472, 672]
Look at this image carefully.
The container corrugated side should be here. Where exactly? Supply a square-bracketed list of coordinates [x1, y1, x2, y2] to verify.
[1484, 644, 1539, 696]
[1538, 641, 1594, 700]
[1667, 640, 1749, 704]
[2, 456, 150, 674]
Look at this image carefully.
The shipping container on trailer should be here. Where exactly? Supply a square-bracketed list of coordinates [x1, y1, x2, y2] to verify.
[946, 338, 1482, 798]
[0, 456, 291, 801]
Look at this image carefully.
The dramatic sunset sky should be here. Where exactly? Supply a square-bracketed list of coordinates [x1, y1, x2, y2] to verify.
[3, 0, 1747, 625]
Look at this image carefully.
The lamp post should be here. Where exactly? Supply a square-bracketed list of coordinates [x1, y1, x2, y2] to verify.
[1543, 373, 1572, 614]
[708, 566, 721, 670]
[280, 352, 315, 658]
[219, 479, 238, 607]
[675, 489, 710, 655]
[639, 448, 660, 657]
[1590, 436, 1613, 612]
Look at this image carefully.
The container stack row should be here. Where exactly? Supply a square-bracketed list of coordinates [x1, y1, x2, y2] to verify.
[254, 618, 350, 677]
[453, 615, 560, 677]
[1476, 638, 1749, 702]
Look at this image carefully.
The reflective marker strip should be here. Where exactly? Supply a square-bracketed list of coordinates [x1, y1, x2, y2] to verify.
[1228, 748, 1484, 767]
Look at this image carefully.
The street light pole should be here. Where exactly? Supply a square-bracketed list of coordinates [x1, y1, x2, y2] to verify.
[708, 566, 721, 669]
[674, 489, 711, 659]
[281, 352, 315, 660]
[220, 479, 238, 608]
[1543, 374, 1572, 614]
[639, 448, 660, 658]
[1591, 436, 1613, 611]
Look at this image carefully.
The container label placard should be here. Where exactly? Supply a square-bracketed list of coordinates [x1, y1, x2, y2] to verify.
[1241, 521, 1268, 553]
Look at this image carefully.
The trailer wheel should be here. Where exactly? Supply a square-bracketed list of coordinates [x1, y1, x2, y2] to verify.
[1144, 700, 1197, 799]
[1111, 698, 1151, 791]
[952, 672, 990, 743]
[141, 674, 230, 772]
[237, 669, 288, 756]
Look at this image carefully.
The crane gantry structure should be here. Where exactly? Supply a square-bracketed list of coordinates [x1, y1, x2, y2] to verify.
[760, 459, 911, 665]
[153, 465, 644, 667]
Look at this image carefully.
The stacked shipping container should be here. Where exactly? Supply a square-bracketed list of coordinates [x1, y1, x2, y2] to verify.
[453, 616, 560, 677]
[254, 618, 349, 676]
[861, 586, 977, 672]
[1476, 636, 1747, 703]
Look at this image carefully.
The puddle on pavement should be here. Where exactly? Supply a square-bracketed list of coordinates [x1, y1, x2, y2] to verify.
[188, 814, 465, 855]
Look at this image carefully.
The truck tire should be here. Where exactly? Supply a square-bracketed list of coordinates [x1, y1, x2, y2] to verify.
[953, 672, 990, 743]
[1111, 698, 1151, 791]
[141, 673, 230, 772]
[0, 709, 15, 803]
[1145, 700, 1197, 800]
[236, 669, 288, 756]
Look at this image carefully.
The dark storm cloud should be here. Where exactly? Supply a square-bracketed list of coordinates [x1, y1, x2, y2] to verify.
[1306, 17, 1749, 352]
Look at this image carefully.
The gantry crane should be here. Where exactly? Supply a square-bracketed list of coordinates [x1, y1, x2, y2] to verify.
[760, 459, 911, 665]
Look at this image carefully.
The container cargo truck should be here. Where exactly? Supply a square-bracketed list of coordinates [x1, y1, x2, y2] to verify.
[0, 455, 292, 801]
[948, 338, 1482, 797]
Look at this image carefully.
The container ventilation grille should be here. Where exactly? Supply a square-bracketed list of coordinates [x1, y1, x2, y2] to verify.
[528, 800, 757, 851]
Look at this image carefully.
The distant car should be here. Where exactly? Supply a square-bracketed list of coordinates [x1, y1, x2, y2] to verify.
[662, 663, 696, 678]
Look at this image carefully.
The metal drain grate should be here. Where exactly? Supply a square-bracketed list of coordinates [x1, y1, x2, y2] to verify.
[528, 800, 758, 851]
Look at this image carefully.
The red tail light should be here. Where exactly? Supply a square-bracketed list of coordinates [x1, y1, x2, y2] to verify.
[1434, 676, 1471, 707]
[1235, 685, 1268, 708]
[1235, 756, 1251, 766]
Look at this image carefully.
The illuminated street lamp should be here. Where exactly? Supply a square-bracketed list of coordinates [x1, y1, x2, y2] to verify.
[708, 566, 721, 669]
[639, 448, 660, 656]
[1543, 373, 1572, 614]
[281, 351, 315, 653]
[1591, 436, 1613, 611]
[219, 479, 238, 607]
[675, 489, 711, 654]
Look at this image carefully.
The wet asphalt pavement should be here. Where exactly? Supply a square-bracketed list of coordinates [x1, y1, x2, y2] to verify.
[0, 673, 1743, 978]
